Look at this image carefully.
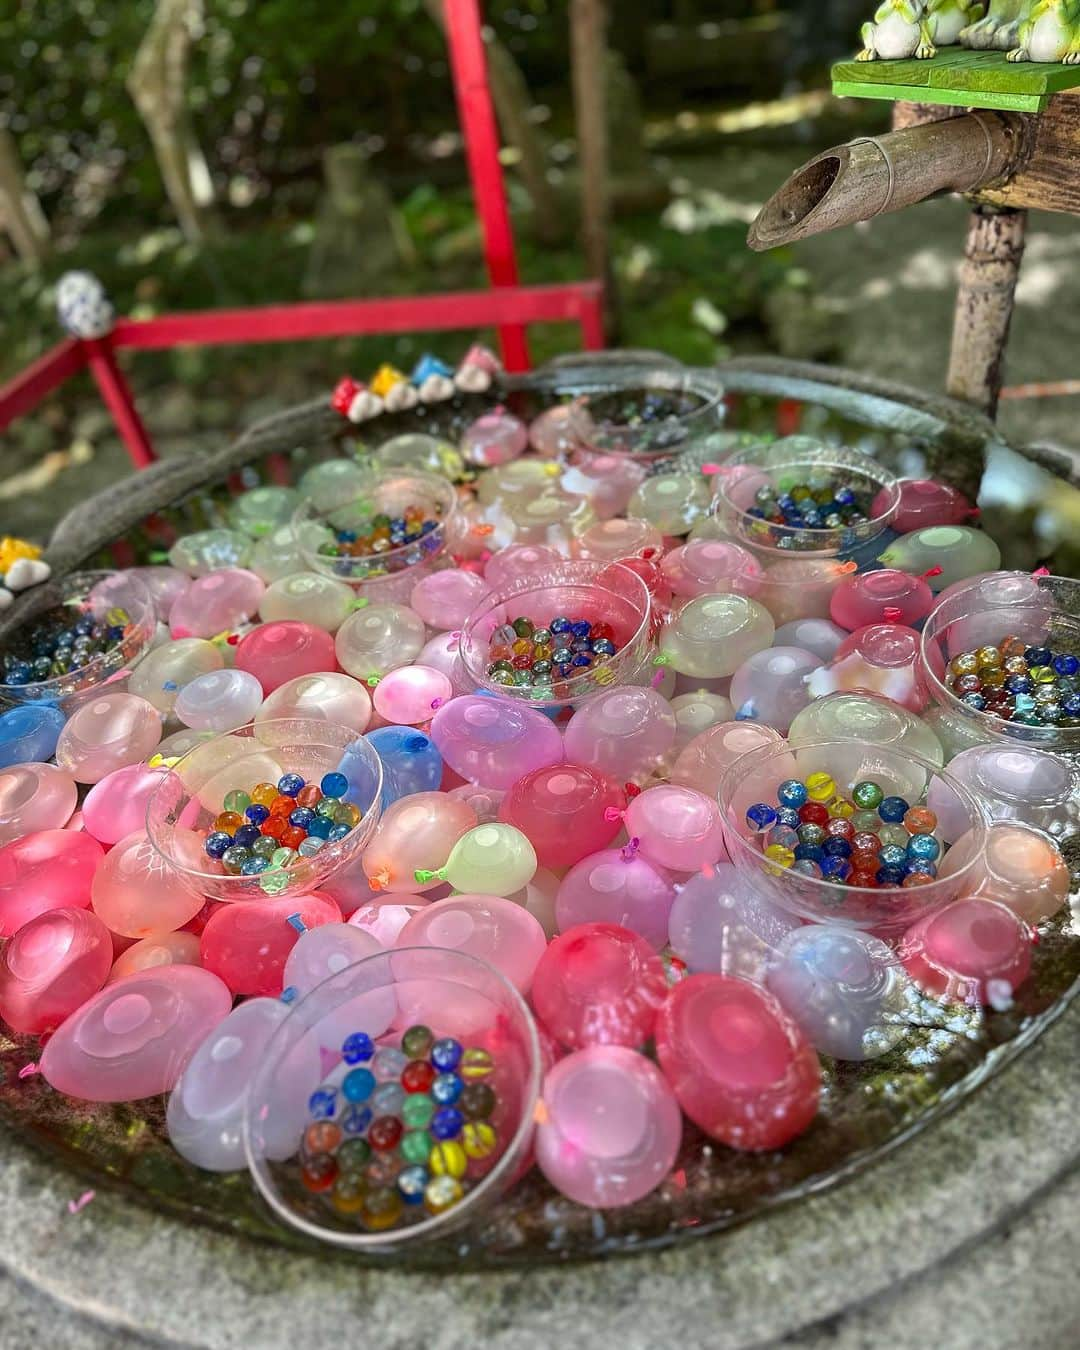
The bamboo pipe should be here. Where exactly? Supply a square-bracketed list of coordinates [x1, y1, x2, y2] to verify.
[747, 111, 1026, 251]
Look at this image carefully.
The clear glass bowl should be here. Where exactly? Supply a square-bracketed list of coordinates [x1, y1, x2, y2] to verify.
[458, 560, 653, 708]
[291, 468, 458, 589]
[146, 718, 383, 902]
[0, 570, 156, 709]
[712, 441, 901, 556]
[920, 572, 1080, 755]
[519, 365, 725, 462]
[718, 736, 988, 932]
[243, 946, 541, 1251]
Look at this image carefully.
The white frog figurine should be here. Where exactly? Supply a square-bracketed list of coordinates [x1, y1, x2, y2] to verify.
[960, 0, 1030, 48]
[1007, 0, 1080, 61]
[858, 0, 986, 59]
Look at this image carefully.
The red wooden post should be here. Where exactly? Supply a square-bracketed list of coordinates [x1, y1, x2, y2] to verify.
[0, 338, 86, 432]
[83, 338, 157, 468]
[776, 398, 803, 436]
[443, 0, 531, 372]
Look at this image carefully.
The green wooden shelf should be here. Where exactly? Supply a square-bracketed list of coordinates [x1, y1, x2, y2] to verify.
[832, 49, 1080, 112]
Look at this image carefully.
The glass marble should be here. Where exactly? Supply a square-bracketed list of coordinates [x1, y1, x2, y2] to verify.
[660, 593, 774, 678]
[397, 893, 547, 994]
[334, 604, 426, 681]
[555, 847, 676, 950]
[534, 1046, 682, 1208]
[234, 621, 337, 694]
[624, 784, 726, 872]
[55, 692, 162, 785]
[256, 671, 372, 734]
[0, 906, 113, 1033]
[174, 668, 264, 733]
[0, 828, 104, 935]
[563, 686, 676, 785]
[40, 964, 233, 1102]
[259, 573, 355, 633]
[166, 996, 294, 1171]
[655, 973, 821, 1151]
[530, 922, 667, 1049]
[766, 926, 904, 1060]
[877, 526, 1001, 592]
[0, 762, 78, 846]
[899, 897, 1032, 1005]
[498, 762, 625, 870]
[431, 695, 564, 790]
[728, 645, 822, 732]
[169, 568, 265, 639]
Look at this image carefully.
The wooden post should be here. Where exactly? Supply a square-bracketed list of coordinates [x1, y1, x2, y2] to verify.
[946, 204, 1027, 419]
[570, 0, 613, 334]
[0, 130, 50, 264]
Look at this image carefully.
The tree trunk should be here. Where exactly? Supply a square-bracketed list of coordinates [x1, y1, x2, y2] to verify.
[947, 205, 1027, 420]
[570, 0, 616, 338]
[425, 0, 567, 245]
[127, 0, 216, 242]
[0, 130, 50, 265]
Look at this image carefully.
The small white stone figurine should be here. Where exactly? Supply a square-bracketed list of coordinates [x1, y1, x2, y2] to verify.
[55, 271, 115, 339]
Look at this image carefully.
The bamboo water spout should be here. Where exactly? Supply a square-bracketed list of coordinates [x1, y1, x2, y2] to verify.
[747, 111, 1026, 251]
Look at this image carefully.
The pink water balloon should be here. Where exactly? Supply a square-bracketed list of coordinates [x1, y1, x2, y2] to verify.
[0, 763, 78, 845]
[572, 517, 664, 564]
[255, 671, 372, 733]
[876, 478, 974, 533]
[529, 401, 594, 457]
[372, 664, 453, 725]
[655, 973, 821, 1151]
[484, 544, 563, 589]
[0, 907, 113, 1033]
[40, 964, 233, 1102]
[169, 568, 265, 639]
[728, 646, 822, 733]
[410, 570, 491, 630]
[555, 847, 675, 950]
[660, 539, 762, 599]
[347, 893, 432, 945]
[0, 829, 104, 936]
[130, 566, 191, 621]
[807, 622, 938, 713]
[362, 791, 477, 894]
[431, 694, 564, 789]
[561, 452, 647, 519]
[396, 892, 547, 993]
[563, 686, 676, 785]
[829, 568, 934, 630]
[531, 922, 667, 1049]
[281, 921, 384, 998]
[447, 782, 504, 823]
[82, 763, 169, 848]
[199, 892, 341, 996]
[55, 692, 162, 784]
[461, 408, 528, 467]
[624, 784, 727, 872]
[498, 762, 625, 870]
[534, 1045, 681, 1208]
[234, 621, 337, 693]
[91, 830, 205, 939]
[899, 897, 1031, 1005]
[670, 721, 784, 798]
[108, 930, 202, 983]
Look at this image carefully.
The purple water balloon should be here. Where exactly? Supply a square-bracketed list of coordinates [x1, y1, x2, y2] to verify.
[555, 847, 676, 950]
[430, 694, 563, 789]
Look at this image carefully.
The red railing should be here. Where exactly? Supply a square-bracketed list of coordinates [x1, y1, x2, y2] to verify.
[0, 0, 605, 471]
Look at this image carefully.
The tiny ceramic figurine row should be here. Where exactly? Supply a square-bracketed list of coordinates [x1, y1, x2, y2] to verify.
[330, 345, 502, 424]
[857, 0, 1080, 63]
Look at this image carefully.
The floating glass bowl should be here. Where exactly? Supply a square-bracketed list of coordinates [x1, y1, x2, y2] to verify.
[713, 442, 901, 556]
[146, 718, 383, 902]
[292, 469, 458, 594]
[0, 570, 156, 709]
[459, 560, 653, 708]
[243, 947, 541, 1252]
[920, 572, 1080, 755]
[718, 737, 987, 932]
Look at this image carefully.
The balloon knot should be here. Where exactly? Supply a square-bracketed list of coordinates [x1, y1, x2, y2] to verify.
[430, 698, 444, 710]
[366, 674, 380, 688]
[699, 463, 721, 475]
[369, 868, 390, 891]
[603, 806, 624, 823]
[414, 868, 442, 883]
[350, 597, 370, 611]
[623, 782, 641, 800]
[922, 566, 943, 580]
[280, 985, 299, 1004]
[472, 524, 495, 537]
[620, 837, 641, 861]
[882, 605, 903, 623]
[652, 653, 670, 667]
[1032, 566, 1050, 578]
[17, 1062, 38, 1080]
[285, 913, 307, 935]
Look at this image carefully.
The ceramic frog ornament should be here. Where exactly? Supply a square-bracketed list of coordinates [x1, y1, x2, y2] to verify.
[858, 0, 986, 60]
[960, 0, 1030, 48]
[1007, 0, 1080, 60]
